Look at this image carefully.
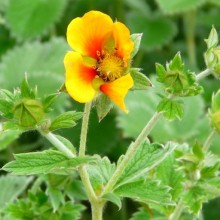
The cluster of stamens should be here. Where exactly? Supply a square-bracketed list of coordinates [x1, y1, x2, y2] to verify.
[96, 50, 126, 82]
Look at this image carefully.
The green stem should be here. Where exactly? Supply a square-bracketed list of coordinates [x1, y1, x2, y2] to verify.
[91, 200, 105, 220]
[79, 102, 92, 157]
[184, 10, 197, 68]
[196, 68, 212, 81]
[169, 198, 185, 220]
[78, 102, 99, 218]
[43, 132, 75, 158]
[102, 111, 162, 194]
[203, 130, 216, 152]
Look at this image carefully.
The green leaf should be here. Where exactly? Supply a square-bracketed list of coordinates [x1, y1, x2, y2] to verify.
[0, 98, 13, 118]
[130, 68, 152, 90]
[47, 186, 64, 212]
[6, 0, 68, 40]
[60, 202, 85, 220]
[114, 180, 173, 205]
[94, 94, 113, 122]
[0, 130, 21, 151]
[156, 0, 206, 14]
[116, 142, 177, 186]
[200, 178, 220, 199]
[126, 13, 177, 51]
[156, 154, 184, 200]
[87, 156, 116, 193]
[0, 175, 32, 209]
[102, 193, 122, 210]
[157, 98, 184, 120]
[130, 33, 143, 58]
[49, 111, 83, 131]
[20, 76, 36, 99]
[205, 26, 219, 49]
[183, 186, 205, 214]
[42, 93, 59, 112]
[156, 63, 167, 81]
[2, 150, 94, 175]
[0, 38, 68, 95]
[169, 52, 184, 71]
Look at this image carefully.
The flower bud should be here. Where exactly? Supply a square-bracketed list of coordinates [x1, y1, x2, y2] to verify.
[13, 99, 44, 128]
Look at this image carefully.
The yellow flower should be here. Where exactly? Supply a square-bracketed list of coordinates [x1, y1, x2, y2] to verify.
[64, 11, 134, 112]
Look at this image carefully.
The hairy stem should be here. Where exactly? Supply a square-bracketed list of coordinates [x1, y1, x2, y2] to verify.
[78, 102, 99, 218]
[169, 198, 185, 220]
[102, 111, 162, 194]
[43, 132, 75, 158]
[203, 130, 216, 152]
[196, 68, 212, 81]
[79, 102, 92, 157]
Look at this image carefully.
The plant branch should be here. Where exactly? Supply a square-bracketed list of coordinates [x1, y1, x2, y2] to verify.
[78, 102, 98, 213]
[203, 129, 216, 152]
[196, 68, 212, 81]
[169, 198, 185, 220]
[43, 132, 75, 158]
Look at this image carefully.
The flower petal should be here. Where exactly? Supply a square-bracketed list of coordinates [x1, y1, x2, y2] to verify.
[67, 11, 113, 59]
[113, 22, 134, 61]
[100, 74, 134, 112]
[64, 51, 97, 103]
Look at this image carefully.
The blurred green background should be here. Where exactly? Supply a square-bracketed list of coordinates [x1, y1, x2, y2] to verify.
[0, 0, 220, 219]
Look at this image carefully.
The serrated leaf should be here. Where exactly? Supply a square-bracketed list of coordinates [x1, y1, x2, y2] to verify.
[94, 94, 113, 121]
[42, 93, 59, 112]
[49, 111, 83, 131]
[0, 175, 32, 209]
[102, 193, 122, 210]
[6, 0, 68, 40]
[157, 98, 184, 120]
[87, 156, 116, 193]
[126, 13, 177, 51]
[156, 154, 184, 200]
[156, 63, 167, 81]
[114, 180, 173, 206]
[169, 52, 184, 71]
[156, 0, 205, 14]
[20, 76, 36, 99]
[47, 186, 64, 212]
[0, 98, 13, 118]
[60, 202, 85, 220]
[130, 33, 143, 58]
[130, 68, 152, 90]
[199, 178, 220, 199]
[2, 150, 94, 175]
[205, 26, 218, 49]
[0, 129, 21, 151]
[0, 38, 68, 94]
[116, 141, 177, 186]
[183, 186, 205, 214]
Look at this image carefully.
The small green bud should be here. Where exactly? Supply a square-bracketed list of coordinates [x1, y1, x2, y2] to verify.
[210, 90, 220, 132]
[156, 53, 202, 97]
[13, 99, 44, 128]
